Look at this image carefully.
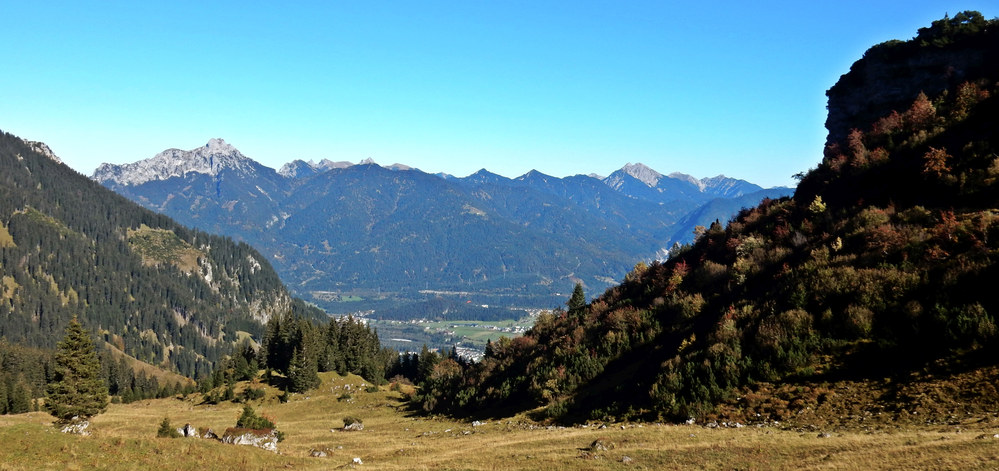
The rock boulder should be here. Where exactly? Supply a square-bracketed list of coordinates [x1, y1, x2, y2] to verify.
[221, 428, 278, 452]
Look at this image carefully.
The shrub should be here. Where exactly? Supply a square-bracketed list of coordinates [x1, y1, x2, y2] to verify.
[242, 387, 265, 401]
[236, 405, 275, 430]
[157, 417, 181, 438]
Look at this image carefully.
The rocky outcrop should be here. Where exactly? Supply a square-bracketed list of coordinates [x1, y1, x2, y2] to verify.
[343, 422, 364, 432]
[825, 13, 999, 144]
[176, 423, 197, 437]
[25, 140, 62, 164]
[221, 427, 278, 452]
[59, 419, 90, 436]
[309, 448, 330, 458]
[198, 427, 219, 440]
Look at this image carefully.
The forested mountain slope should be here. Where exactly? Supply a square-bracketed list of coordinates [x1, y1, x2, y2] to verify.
[0, 130, 323, 379]
[412, 12, 999, 423]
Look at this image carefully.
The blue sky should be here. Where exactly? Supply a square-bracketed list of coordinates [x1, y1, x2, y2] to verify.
[2, 2, 994, 187]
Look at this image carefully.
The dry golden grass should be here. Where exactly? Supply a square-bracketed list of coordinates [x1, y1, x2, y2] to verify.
[126, 225, 201, 274]
[2, 372, 998, 470]
[0, 222, 14, 248]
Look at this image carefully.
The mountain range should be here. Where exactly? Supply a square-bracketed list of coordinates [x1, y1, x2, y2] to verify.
[93, 148, 791, 312]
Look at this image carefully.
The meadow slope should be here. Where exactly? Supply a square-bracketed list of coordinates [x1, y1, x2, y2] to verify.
[1, 372, 998, 470]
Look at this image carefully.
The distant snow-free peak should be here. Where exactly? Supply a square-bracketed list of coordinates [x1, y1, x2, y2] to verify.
[666, 172, 705, 191]
[92, 138, 256, 186]
[622, 163, 663, 187]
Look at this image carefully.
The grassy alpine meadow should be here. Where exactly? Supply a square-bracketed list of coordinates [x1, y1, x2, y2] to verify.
[1, 372, 998, 470]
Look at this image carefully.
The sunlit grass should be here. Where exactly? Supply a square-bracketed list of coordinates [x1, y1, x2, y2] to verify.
[1, 371, 998, 470]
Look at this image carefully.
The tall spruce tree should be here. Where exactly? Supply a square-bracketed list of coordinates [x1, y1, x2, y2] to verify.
[567, 283, 586, 317]
[286, 347, 320, 393]
[46, 317, 108, 424]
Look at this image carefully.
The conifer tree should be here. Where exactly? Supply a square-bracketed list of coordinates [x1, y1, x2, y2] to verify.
[45, 317, 109, 424]
[567, 283, 586, 317]
[287, 347, 320, 393]
[0, 381, 8, 414]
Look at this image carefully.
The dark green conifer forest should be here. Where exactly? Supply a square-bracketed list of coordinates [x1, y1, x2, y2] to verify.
[0, 129, 347, 411]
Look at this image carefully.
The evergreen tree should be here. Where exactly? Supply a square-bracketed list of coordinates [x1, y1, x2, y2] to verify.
[567, 282, 586, 316]
[286, 347, 319, 393]
[8, 381, 31, 414]
[236, 404, 275, 430]
[0, 381, 7, 414]
[157, 417, 181, 438]
[45, 317, 108, 424]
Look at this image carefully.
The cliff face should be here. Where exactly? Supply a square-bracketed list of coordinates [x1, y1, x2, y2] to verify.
[824, 12, 999, 145]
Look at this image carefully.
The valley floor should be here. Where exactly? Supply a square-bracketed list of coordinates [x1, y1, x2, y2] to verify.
[1, 372, 997, 470]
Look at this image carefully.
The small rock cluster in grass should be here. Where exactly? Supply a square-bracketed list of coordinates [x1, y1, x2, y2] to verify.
[60, 418, 90, 436]
[221, 428, 279, 453]
[344, 422, 364, 431]
[703, 420, 747, 429]
[157, 416, 278, 453]
[309, 447, 335, 458]
[341, 416, 364, 431]
[577, 438, 634, 463]
[588, 438, 613, 451]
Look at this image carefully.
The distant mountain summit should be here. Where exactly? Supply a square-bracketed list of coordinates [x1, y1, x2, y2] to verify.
[278, 158, 353, 178]
[601, 163, 771, 207]
[94, 138, 259, 186]
[619, 162, 663, 187]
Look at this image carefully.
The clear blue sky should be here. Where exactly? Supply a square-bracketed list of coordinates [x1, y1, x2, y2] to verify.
[2, 1, 994, 187]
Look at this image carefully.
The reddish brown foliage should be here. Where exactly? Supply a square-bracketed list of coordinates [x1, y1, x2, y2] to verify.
[922, 146, 951, 177]
[905, 91, 937, 129]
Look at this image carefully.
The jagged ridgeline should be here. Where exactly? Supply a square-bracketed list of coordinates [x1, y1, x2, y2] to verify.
[0, 130, 324, 378]
[413, 12, 999, 422]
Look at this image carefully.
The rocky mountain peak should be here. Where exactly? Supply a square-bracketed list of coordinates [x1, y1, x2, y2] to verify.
[461, 168, 507, 184]
[317, 159, 353, 170]
[622, 163, 663, 187]
[92, 138, 256, 186]
[25, 140, 62, 164]
[204, 137, 237, 155]
[277, 160, 313, 178]
[666, 172, 704, 191]
[278, 158, 355, 178]
[516, 169, 555, 183]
